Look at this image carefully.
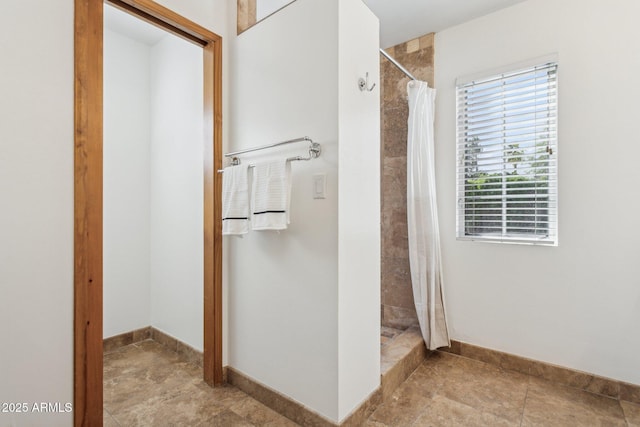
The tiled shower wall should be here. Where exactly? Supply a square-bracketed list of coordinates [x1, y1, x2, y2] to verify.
[237, 0, 257, 33]
[381, 33, 434, 329]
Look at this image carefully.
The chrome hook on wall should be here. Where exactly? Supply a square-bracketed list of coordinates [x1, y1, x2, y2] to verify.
[358, 72, 376, 92]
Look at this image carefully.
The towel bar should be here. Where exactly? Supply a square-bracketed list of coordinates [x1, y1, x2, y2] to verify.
[217, 136, 320, 173]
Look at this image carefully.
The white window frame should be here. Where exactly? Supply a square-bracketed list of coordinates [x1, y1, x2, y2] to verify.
[455, 55, 558, 246]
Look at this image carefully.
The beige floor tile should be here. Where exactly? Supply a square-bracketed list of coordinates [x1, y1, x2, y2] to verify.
[104, 359, 201, 414]
[369, 376, 433, 426]
[381, 326, 404, 340]
[103, 340, 300, 427]
[105, 337, 636, 427]
[263, 415, 300, 426]
[621, 401, 640, 427]
[522, 379, 626, 426]
[104, 372, 170, 414]
[103, 410, 119, 427]
[411, 395, 478, 427]
[134, 340, 185, 364]
[411, 352, 465, 392]
[415, 352, 528, 424]
[412, 395, 516, 427]
[109, 392, 173, 426]
[116, 388, 227, 426]
[201, 409, 256, 426]
[192, 381, 252, 409]
[381, 341, 415, 366]
[104, 340, 182, 381]
[108, 377, 254, 426]
[103, 344, 147, 380]
[230, 396, 299, 426]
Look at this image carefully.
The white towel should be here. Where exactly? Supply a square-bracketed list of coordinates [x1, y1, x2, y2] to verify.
[222, 164, 250, 235]
[251, 160, 292, 231]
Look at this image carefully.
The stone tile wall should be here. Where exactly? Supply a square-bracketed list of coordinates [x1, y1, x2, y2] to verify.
[381, 33, 434, 329]
[237, 0, 257, 34]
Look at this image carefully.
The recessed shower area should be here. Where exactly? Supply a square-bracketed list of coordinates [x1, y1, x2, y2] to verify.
[378, 32, 438, 398]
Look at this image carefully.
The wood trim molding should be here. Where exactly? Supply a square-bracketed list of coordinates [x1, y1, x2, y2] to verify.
[111, 0, 218, 42]
[74, 1, 104, 424]
[74, 0, 223, 424]
[107, 0, 206, 46]
[203, 36, 225, 386]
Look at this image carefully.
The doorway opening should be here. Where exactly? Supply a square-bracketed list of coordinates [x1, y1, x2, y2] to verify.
[74, 0, 223, 424]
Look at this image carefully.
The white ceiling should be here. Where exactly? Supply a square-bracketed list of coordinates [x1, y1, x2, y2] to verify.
[104, 0, 527, 50]
[104, 4, 167, 46]
[363, 0, 527, 48]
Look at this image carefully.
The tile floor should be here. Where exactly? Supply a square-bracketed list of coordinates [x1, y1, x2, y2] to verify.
[380, 326, 404, 348]
[103, 340, 298, 426]
[367, 351, 640, 427]
[105, 339, 640, 426]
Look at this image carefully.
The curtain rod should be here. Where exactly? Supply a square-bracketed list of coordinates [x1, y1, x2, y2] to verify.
[379, 48, 416, 81]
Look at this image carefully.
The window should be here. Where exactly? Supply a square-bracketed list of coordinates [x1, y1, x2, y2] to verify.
[456, 58, 558, 245]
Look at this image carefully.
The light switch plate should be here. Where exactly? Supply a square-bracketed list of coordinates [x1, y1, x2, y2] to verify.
[312, 173, 326, 199]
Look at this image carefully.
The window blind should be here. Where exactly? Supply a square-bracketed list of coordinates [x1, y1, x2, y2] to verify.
[456, 61, 558, 245]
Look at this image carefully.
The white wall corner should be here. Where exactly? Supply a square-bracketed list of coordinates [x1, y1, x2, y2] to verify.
[434, 0, 640, 386]
[227, 0, 382, 422]
[337, 0, 381, 421]
[103, 28, 153, 339]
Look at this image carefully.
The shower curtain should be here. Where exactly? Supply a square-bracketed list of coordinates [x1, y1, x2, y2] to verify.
[406, 81, 450, 350]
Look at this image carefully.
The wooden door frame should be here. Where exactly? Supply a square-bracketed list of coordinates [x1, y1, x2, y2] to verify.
[74, 0, 223, 424]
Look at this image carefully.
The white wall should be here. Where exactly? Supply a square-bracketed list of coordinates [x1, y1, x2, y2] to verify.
[149, 35, 204, 351]
[435, 0, 640, 385]
[256, 0, 294, 21]
[228, 0, 340, 419]
[103, 24, 204, 350]
[103, 28, 152, 339]
[228, 0, 380, 421]
[155, 0, 231, 363]
[0, 1, 74, 426]
[0, 1, 226, 425]
[337, 0, 380, 419]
